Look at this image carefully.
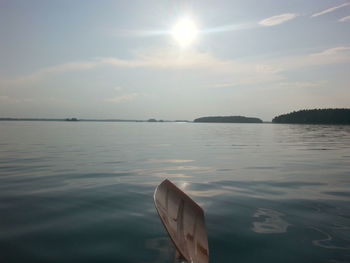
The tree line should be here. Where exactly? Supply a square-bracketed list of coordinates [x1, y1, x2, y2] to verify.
[272, 109, 350, 124]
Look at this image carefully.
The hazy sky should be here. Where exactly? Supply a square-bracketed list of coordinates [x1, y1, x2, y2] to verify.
[1, 0, 349, 121]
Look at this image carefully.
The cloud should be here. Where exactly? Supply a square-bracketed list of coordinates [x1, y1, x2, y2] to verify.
[3, 46, 349, 92]
[102, 26, 169, 38]
[210, 81, 324, 90]
[209, 83, 239, 89]
[311, 2, 350, 18]
[339, 15, 350, 22]
[202, 23, 257, 34]
[3, 48, 283, 88]
[310, 46, 350, 56]
[0, 96, 33, 103]
[258, 13, 299, 26]
[105, 93, 140, 103]
[275, 46, 350, 70]
[99, 49, 228, 69]
[113, 86, 122, 91]
[1, 61, 98, 87]
[275, 81, 325, 89]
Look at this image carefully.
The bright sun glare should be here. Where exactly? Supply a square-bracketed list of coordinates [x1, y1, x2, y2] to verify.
[171, 18, 198, 47]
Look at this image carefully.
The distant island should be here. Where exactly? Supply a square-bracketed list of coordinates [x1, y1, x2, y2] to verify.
[272, 109, 350, 124]
[194, 116, 263, 123]
[65, 118, 78, 121]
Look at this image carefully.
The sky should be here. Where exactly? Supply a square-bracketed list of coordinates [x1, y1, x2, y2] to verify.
[1, 0, 349, 121]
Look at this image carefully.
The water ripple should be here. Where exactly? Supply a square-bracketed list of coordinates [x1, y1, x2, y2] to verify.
[251, 208, 290, 234]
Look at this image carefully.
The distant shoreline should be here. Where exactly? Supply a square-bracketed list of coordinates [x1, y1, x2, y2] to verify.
[1, 108, 349, 125]
[0, 118, 191, 123]
[1, 119, 350, 125]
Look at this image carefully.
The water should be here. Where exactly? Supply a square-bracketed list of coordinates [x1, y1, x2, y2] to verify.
[0, 121, 349, 263]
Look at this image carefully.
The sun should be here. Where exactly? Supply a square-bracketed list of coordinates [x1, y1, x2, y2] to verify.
[171, 18, 198, 47]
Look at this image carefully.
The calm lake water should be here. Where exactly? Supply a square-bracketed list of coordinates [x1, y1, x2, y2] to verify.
[0, 121, 349, 263]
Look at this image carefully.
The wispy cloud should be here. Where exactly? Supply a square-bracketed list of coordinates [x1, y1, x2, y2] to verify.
[0, 95, 33, 103]
[311, 2, 350, 18]
[98, 50, 284, 86]
[113, 86, 122, 91]
[258, 13, 299, 26]
[212, 81, 325, 90]
[105, 93, 140, 103]
[209, 82, 240, 89]
[211, 80, 326, 94]
[311, 46, 350, 56]
[2, 48, 283, 88]
[339, 15, 350, 22]
[275, 46, 350, 70]
[3, 46, 350, 92]
[102, 26, 169, 38]
[1, 61, 98, 87]
[275, 81, 325, 89]
[202, 23, 257, 34]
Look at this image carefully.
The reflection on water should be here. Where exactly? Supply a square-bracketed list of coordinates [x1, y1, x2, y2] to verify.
[130, 165, 215, 179]
[146, 159, 195, 164]
[0, 122, 349, 263]
[311, 227, 350, 250]
[145, 237, 174, 263]
[251, 208, 290, 234]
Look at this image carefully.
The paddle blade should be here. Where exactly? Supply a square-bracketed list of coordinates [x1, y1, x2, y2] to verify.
[154, 179, 209, 263]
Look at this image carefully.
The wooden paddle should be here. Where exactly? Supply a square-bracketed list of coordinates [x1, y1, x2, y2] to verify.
[154, 179, 209, 263]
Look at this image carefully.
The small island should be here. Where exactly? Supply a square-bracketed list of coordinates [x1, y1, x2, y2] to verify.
[65, 118, 79, 122]
[272, 109, 350, 124]
[194, 116, 263, 123]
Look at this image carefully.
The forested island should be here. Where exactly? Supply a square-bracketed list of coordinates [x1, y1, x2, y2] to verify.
[272, 109, 350, 124]
[194, 116, 263, 123]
